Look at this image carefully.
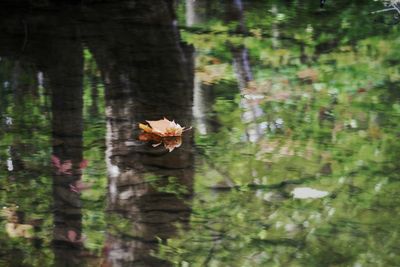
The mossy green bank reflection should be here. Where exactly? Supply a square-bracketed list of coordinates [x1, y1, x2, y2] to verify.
[0, 0, 399, 266]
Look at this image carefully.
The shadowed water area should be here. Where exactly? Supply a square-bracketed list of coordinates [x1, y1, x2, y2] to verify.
[0, 0, 399, 266]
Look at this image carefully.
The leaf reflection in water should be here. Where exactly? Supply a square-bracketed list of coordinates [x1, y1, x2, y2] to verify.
[138, 132, 182, 152]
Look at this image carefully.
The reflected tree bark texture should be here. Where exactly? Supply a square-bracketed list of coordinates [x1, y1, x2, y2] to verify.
[45, 15, 85, 267]
[84, 1, 194, 266]
[0, 7, 85, 266]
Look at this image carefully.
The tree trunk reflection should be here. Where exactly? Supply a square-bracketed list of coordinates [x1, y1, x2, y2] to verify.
[84, 1, 194, 266]
[46, 20, 84, 267]
[226, 0, 265, 142]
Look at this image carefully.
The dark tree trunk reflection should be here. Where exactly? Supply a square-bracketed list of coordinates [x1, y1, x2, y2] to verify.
[0, 1, 194, 265]
[84, 1, 194, 266]
[45, 18, 85, 267]
[0, 6, 86, 266]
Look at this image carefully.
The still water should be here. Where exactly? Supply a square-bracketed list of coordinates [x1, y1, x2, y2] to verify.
[0, 0, 400, 266]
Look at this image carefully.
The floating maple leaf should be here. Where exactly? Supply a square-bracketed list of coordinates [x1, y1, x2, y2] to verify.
[139, 118, 191, 137]
[138, 118, 189, 152]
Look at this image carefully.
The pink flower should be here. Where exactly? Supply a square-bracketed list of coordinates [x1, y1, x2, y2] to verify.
[51, 155, 72, 175]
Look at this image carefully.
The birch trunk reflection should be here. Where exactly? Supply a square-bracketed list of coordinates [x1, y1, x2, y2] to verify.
[186, 0, 213, 135]
[226, 0, 265, 142]
[186, 0, 208, 26]
[85, 1, 194, 266]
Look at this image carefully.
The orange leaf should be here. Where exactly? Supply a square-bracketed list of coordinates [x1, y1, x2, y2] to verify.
[139, 123, 153, 133]
[139, 118, 191, 137]
[146, 118, 183, 137]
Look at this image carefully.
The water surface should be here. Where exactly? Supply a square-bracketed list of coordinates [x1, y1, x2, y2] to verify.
[0, 1, 400, 266]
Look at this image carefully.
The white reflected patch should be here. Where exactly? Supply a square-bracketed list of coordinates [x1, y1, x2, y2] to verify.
[275, 118, 284, 126]
[7, 158, 13, 171]
[107, 164, 119, 203]
[375, 182, 383, 192]
[108, 164, 120, 178]
[5, 117, 12, 125]
[106, 116, 120, 204]
[243, 94, 264, 100]
[118, 188, 134, 200]
[37, 72, 44, 87]
[193, 76, 208, 135]
[291, 187, 329, 199]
